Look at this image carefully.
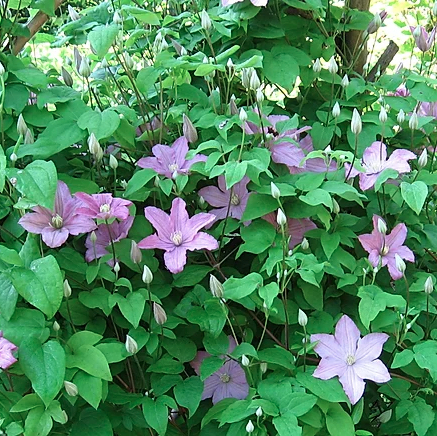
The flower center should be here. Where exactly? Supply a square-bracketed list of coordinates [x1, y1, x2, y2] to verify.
[230, 193, 240, 206]
[100, 203, 111, 213]
[363, 158, 383, 174]
[219, 373, 231, 383]
[170, 231, 183, 246]
[51, 214, 63, 229]
[168, 163, 179, 172]
[346, 354, 356, 366]
[381, 244, 390, 256]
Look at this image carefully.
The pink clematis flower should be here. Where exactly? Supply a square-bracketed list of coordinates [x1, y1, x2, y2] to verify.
[19, 181, 97, 248]
[222, 0, 267, 6]
[75, 193, 132, 221]
[345, 141, 416, 191]
[138, 198, 218, 274]
[311, 315, 390, 405]
[418, 102, 437, 118]
[358, 215, 415, 280]
[410, 25, 437, 52]
[190, 336, 249, 404]
[85, 216, 134, 265]
[0, 332, 18, 369]
[391, 84, 410, 97]
[198, 176, 252, 225]
[137, 136, 206, 179]
[262, 212, 317, 249]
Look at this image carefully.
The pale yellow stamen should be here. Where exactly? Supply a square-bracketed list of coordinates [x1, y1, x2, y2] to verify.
[170, 231, 183, 246]
[168, 163, 179, 172]
[346, 355, 356, 366]
[100, 203, 111, 213]
[230, 193, 240, 206]
[51, 214, 63, 229]
[381, 245, 389, 256]
[220, 373, 231, 383]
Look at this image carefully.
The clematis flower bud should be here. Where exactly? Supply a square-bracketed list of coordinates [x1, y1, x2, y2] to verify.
[301, 238, 309, 250]
[78, 57, 91, 78]
[418, 149, 428, 168]
[395, 254, 406, 274]
[113, 10, 123, 24]
[53, 321, 60, 331]
[409, 110, 419, 130]
[332, 102, 341, 118]
[313, 58, 321, 73]
[229, 95, 238, 115]
[200, 10, 212, 31]
[153, 302, 167, 325]
[68, 5, 80, 21]
[377, 218, 387, 235]
[239, 108, 248, 123]
[64, 381, 78, 397]
[277, 209, 287, 227]
[226, 58, 234, 71]
[249, 70, 261, 91]
[367, 11, 387, 34]
[379, 106, 387, 124]
[113, 262, 120, 274]
[125, 335, 138, 354]
[130, 240, 142, 264]
[327, 56, 338, 75]
[341, 74, 350, 88]
[256, 406, 263, 417]
[378, 409, 392, 424]
[425, 276, 434, 294]
[209, 275, 224, 298]
[351, 109, 362, 135]
[182, 114, 198, 143]
[0, 62, 5, 76]
[90, 230, 97, 244]
[241, 355, 250, 366]
[270, 182, 280, 199]
[260, 362, 267, 373]
[17, 114, 27, 136]
[63, 279, 72, 298]
[109, 154, 118, 170]
[88, 133, 100, 155]
[24, 129, 34, 145]
[124, 52, 134, 69]
[397, 109, 405, 124]
[246, 420, 254, 433]
[298, 309, 308, 327]
[142, 265, 153, 284]
[241, 68, 252, 89]
[61, 67, 73, 87]
[10, 153, 17, 163]
[256, 88, 264, 104]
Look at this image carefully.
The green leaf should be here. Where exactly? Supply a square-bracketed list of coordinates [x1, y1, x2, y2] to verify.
[296, 372, 348, 403]
[357, 285, 386, 329]
[77, 109, 121, 140]
[162, 337, 197, 362]
[401, 181, 428, 215]
[174, 376, 203, 417]
[392, 349, 414, 369]
[199, 356, 223, 380]
[224, 161, 247, 189]
[24, 406, 52, 436]
[147, 355, 184, 374]
[414, 341, 437, 381]
[124, 169, 156, 197]
[263, 47, 300, 92]
[325, 402, 355, 436]
[223, 273, 263, 300]
[67, 331, 103, 352]
[117, 292, 145, 329]
[273, 412, 301, 436]
[142, 397, 168, 435]
[70, 408, 113, 436]
[0, 274, 18, 321]
[300, 189, 332, 209]
[374, 168, 399, 191]
[10, 394, 43, 412]
[73, 371, 103, 409]
[407, 398, 434, 436]
[237, 220, 276, 256]
[320, 232, 340, 260]
[241, 194, 279, 221]
[19, 338, 65, 407]
[287, 392, 317, 416]
[88, 24, 119, 58]
[66, 345, 112, 381]
[136, 67, 161, 94]
[122, 6, 160, 24]
[10, 255, 63, 319]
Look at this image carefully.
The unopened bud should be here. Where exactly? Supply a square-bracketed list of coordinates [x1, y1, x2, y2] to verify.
[68, 5, 80, 21]
[434, 1, 437, 16]
[209, 275, 224, 298]
[53, 321, 60, 331]
[90, 230, 97, 244]
[377, 218, 387, 235]
[351, 109, 362, 135]
[332, 198, 340, 214]
[63, 279, 72, 298]
[142, 265, 153, 284]
[246, 420, 254, 433]
[0, 62, 5, 76]
[256, 88, 264, 104]
[379, 106, 388, 124]
[378, 409, 392, 424]
[395, 254, 406, 274]
[255, 406, 263, 417]
[341, 74, 349, 88]
[113, 10, 123, 24]
[124, 52, 134, 69]
[332, 102, 341, 118]
[78, 57, 91, 78]
[61, 67, 73, 87]
[241, 355, 250, 367]
[260, 362, 267, 373]
[298, 309, 308, 327]
[239, 108, 248, 123]
[109, 154, 118, 170]
[270, 182, 280, 199]
[200, 10, 212, 31]
[229, 95, 238, 115]
[425, 276, 434, 294]
[130, 240, 142, 264]
[409, 111, 419, 130]
[327, 56, 338, 75]
[183, 114, 198, 143]
[397, 109, 405, 124]
[277, 209, 287, 227]
[113, 262, 120, 273]
[249, 70, 260, 91]
[153, 302, 167, 325]
[418, 149, 428, 168]
[10, 153, 17, 163]
[64, 381, 78, 397]
[24, 129, 33, 145]
[17, 114, 27, 136]
[313, 58, 321, 73]
[88, 133, 100, 155]
[301, 237, 309, 250]
[125, 335, 138, 354]
[227, 58, 234, 71]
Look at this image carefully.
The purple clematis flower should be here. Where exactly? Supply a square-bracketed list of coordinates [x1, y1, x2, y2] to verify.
[85, 216, 134, 265]
[345, 141, 416, 191]
[75, 193, 132, 221]
[138, 198, 218, 274]
[390, 84, 410, 97]
[19, 181, 97, 248]
[0, 332, 18, 369]
[198, 176, 251, 225]
[137, 136, 206, 179]
[222, 0, 267, 6]
[262, 212, 317, 249]
[358, 215, 414, 280]
[311, 315, 390, 405]
[190, 336, 249, 404]
[418, 102, 437, 118]
[410, 25, 437, 52]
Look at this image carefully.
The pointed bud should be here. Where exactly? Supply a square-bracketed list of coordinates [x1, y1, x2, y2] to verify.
[109, 154, 118, 170]
[313, 58, 321, 73]
[10, 153, 17, 163]
[246, 420, 254, 433]
[377, 218, 387, 235]
[277, 209, 287, 227]
[88, 133, 100, 155]
[227, 58, 234, 71]
[113, 262, 120, 274]
[327, 56, 338, 75]
[351, 109, 362, 135]
[241, 355, 250, 367]
[397, 109, 405, 124]
[124, 52, 134, 69]
[332, 198, 340, 214]
[332, 102, 341, 118]
[200, 10, 212, 31]
[425, 276, 434, 294]
[255, 406, 263, 417]
[239, 108, 248, 123]
[0, 62, 5, 76]
[142, 265, 153, 284]
[241, 68, 252, 88]
[17, 114, 27, 136]
[24, 129, 34, 145]
[63, 279, 72, 298]
[249, 70, 261, 91]
[64, 381, 78, 397]
[125, 335, 138, 354]
[395, 254, 406, 274]
[90, 230, 97, 244]
[53, 321, 60, 331]
[260, 362, 268, 374]
[78, 57, 91, 78]
[153, 302, 167, 325]
[270, 182, 280, 199]
[229, 95, 238, 115]
[301, 237, 309, 250]
[409, 111, 419, 130]
[418, 149, 428, 168]
[113, 10, 123, 24]
[341, 74, 350, 88]
[68, 5, 80, 21]
[379, 106, 388, 124]
[298, 309, 308, 327]
[130, 240, 142, 264]
[256, 88, 264, 104]
[183, 114, 198, 143]
[61, 67, 73, 87]
[209, 275, 224, 298]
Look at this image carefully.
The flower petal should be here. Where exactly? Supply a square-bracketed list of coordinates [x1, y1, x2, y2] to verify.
[202, 374, 222, 400]
[138, 234, 174, 251]
[354, 359, 391, 383]
[144, 206, 172, 240]
[164, 246, 188, 274]
[171, 136, 189, 167]
[385, 149, 415, 174]
[170, 198, 190, 232]
[41, 227, 70, 248]
[19, 210, 51, 234]
[358, 232, 383, 255]
[362, 141, 387, 170]
[385, 223, 407, 249]
[271, 142, 306, 167]
[339, 366, 366, 405]
[334, 315, 361, 357]
[186, 213, 217, 238]
[359, 173, 380, 191]
[183, 233, 219, 252]
[355, 333, 389, 362]
[199, 185, 229, 208]
[190, 351, 211, 375]
[310, 333, 344, 359]
[313, 357, 347, 380]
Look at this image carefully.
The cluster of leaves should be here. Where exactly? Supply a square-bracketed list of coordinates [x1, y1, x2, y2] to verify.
[2, 0, 437, 435]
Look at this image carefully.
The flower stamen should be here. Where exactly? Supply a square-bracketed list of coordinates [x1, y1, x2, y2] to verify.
[219, 373, 231, 383]
[51, 214, 63, 229]
[170, 231, 183, 246]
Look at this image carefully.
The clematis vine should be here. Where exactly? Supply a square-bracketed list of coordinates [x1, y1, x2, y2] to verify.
[19, 181, 97, 248]
[137, 136, 206, 179]
[311, 315, 390, 405]
[358, 215, 415, 280]
[263, 212, 317, 249]
[138, 197, 218, 274]
[222, 0, 267, 6]
[0, 332, 18, 369]
[76, 192, 132, 221]
[345, 141, 416, 191]
[410, 25, 437, 52]
[85, 216, 134, 265]
[190, 336, 249, 404]
[198, 176, 251, 225]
